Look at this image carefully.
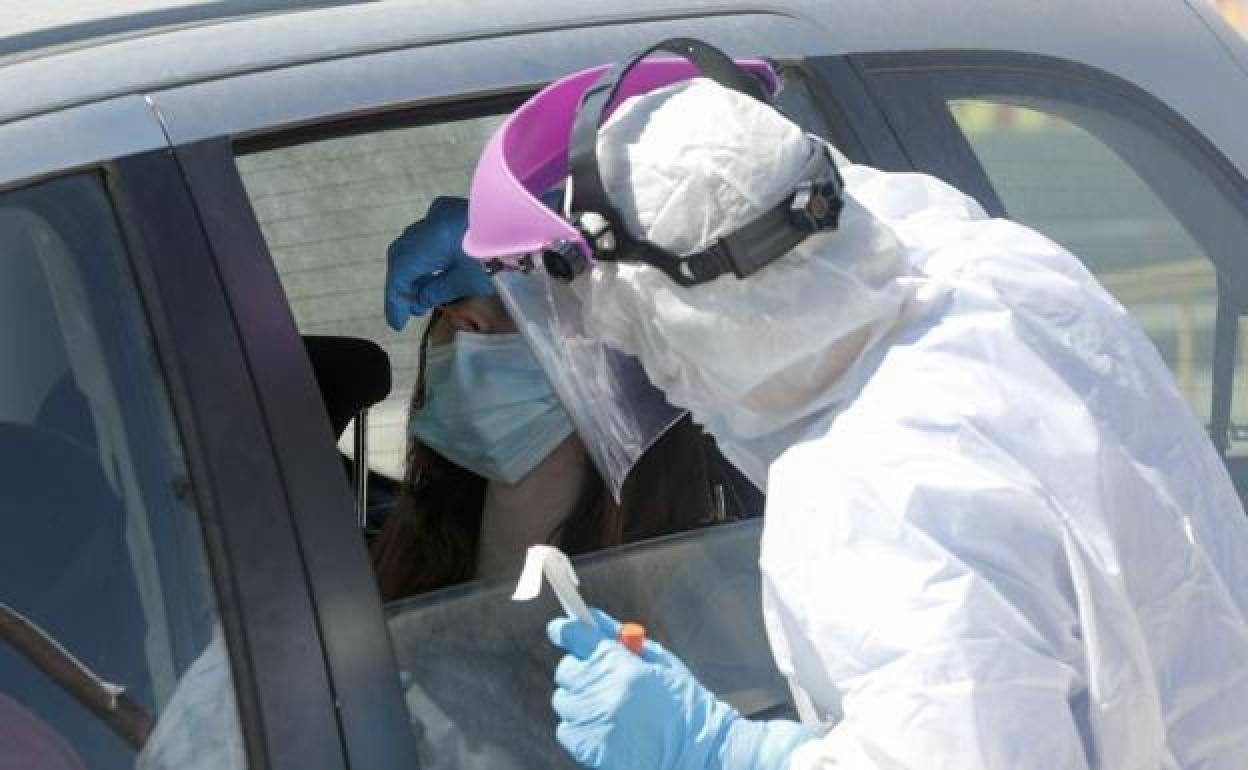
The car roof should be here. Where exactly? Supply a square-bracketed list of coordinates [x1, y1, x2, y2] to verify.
[0, 2, 377, 62]
[2, 0, 1248, 168]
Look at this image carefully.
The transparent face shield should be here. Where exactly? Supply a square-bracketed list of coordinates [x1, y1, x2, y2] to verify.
[491, 268, 683, 500]
[461, 43, 781, 499]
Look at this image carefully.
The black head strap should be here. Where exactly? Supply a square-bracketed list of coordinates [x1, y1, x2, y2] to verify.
[558, 38, 845, 287]
[568, 38, 773, 254]
[627, 143, 845, 286]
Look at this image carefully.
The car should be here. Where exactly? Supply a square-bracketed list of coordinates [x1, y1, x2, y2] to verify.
[3, 2, 1247, 769]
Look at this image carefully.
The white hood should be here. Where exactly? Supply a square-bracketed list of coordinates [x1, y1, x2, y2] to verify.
[579, 77, 915, 486]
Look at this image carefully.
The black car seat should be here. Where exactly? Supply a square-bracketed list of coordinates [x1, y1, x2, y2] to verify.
[302, 336, 394, 528]
[302, 336, 391, 439]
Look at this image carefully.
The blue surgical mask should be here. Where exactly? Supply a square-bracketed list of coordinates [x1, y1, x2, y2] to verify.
[409, 331, 575, 484]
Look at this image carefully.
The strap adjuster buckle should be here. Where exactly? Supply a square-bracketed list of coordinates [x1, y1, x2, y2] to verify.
[573, 211, 617, 254]
[789, 177, 843, 232]
[542, 240, 589, 282]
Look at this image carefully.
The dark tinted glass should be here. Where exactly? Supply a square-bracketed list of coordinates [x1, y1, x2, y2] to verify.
[0, 174, 245, 770]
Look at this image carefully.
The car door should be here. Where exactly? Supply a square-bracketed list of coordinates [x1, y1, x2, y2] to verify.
[142, 13, 877, 769]
[841, 51, 1248, 500]
[0, 97, 350, 770]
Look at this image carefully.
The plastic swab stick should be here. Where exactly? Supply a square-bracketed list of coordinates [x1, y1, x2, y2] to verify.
[513, 545, 595, 626]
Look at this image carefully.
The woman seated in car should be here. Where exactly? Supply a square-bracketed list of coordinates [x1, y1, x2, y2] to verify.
[371, 198, 759, 600]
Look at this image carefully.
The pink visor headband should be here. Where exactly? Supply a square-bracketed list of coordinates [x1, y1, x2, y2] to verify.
[461, 48, 779, 275]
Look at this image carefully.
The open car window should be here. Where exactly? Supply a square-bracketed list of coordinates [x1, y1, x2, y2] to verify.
[234, 66, 836, 484]
[236, 112, 508, 481]
[230, 64, 837, 768]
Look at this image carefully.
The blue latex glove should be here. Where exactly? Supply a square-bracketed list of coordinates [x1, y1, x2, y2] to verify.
[383, 196, 494, 331]
[548, 609, 816, 770]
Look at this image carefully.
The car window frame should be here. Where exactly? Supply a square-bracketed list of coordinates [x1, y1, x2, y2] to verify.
[107, 147, 362, 770]
[851, 50, 1248, 462]
[0, 95, 353, 770]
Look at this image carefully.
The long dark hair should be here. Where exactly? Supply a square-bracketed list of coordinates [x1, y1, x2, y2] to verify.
[370, 313, 760, 601]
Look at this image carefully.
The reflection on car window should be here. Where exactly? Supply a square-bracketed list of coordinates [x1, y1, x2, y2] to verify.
[1216, 0, 1248, 38]
[949, 98, 1235, 432]
[0, 175, 245, 770]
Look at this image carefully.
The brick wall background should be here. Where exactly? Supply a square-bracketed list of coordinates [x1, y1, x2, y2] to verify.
[237, 115, 505, 477]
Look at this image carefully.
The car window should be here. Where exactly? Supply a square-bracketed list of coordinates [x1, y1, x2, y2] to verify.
[232, 67, 835, 769]
[947, 99, 1223, 426]
[0, 174, 246, 770]
[236, 113, 507, 480]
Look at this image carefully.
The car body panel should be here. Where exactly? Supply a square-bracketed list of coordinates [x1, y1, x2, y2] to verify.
[0, 95, 164, 191]
[1, 0, 1247, 176]
[148, 12, 831, 144]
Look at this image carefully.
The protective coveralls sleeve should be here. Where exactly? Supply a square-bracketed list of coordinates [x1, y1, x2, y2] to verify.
[384, 196, 495, 331]
[548, 609, 816, 770]
[764, 442, 1095, 770]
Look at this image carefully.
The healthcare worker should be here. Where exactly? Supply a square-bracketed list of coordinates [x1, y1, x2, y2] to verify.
[462, 45, 1248, 770]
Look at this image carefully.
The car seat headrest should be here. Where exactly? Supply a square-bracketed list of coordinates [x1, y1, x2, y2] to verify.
[302, 336, 392, 439]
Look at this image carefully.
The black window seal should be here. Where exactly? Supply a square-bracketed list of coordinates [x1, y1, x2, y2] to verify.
[233, 89, 537, 156]
[800, 55, 914, 172]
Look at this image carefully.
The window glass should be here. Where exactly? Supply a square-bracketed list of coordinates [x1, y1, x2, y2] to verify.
[949, 98, 1223, 425]
[386, 519, 791, 770]
[1216, 0, 1248, 38]
[0, 175, 245, 769]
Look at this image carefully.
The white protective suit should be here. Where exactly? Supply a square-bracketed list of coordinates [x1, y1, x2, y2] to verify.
[581, 77, 1248, 769]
